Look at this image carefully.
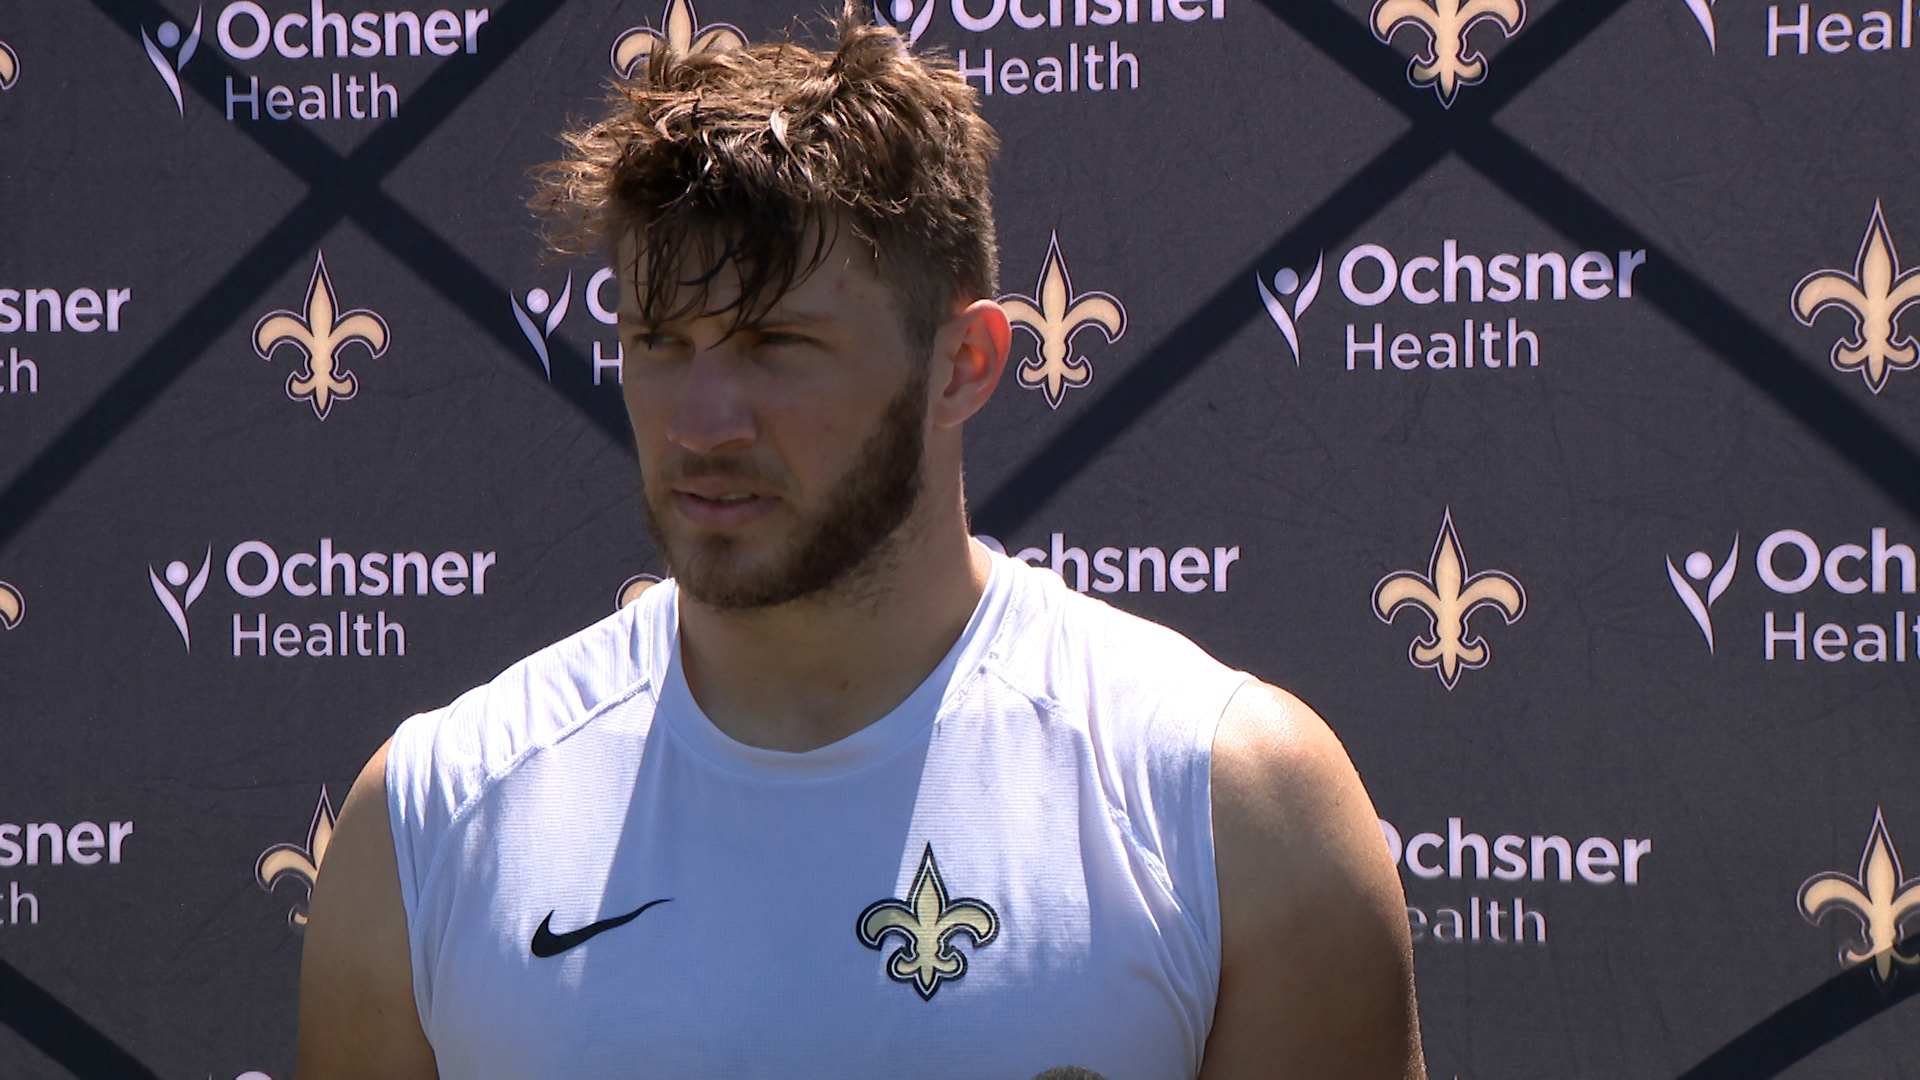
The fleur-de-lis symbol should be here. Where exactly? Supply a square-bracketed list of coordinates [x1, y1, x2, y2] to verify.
[1373, 509, 1526, 689]
[999, 233, 1126, 410]
[253, 252, 389, 420]
[0, 41, 20, 91]
[1792, 201, 1920, 394]
[256, 788, 336, 929]
[0, 581, 23, 630]
[611, 0, 747, 78]
[857, 845, 999, 999]
[1371, 0, 1526, 107]
[1798, 808, 1920, 984]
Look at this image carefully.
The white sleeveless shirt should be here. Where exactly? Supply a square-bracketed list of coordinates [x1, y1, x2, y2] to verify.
[386, 553, 1250, 1080]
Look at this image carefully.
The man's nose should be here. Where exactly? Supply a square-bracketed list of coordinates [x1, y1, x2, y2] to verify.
[666, 350, 756, 453]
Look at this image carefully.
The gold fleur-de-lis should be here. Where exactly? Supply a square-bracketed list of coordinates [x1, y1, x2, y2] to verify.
[253, 252, 389, 420]
[611, 0, 747, 78]
[1372, 0, 1526, 107]
[999, 233, 1126, 410]
[1798, 808, 1920, 984]
[0, 581, 22, 630]
[255, 788, 336, 929]
[1792, 201, 1920, 394]
[0, 41, 20, 90]
[857, 845, 999, 999]
[1373, 509, 1526, 689]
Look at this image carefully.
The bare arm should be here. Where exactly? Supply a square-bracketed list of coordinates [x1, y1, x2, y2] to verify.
[1200, 683, 1425, 1080]
[297, 740, 440, 1080]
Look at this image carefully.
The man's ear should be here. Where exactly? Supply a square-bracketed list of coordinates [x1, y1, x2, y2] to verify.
[929, 299, 1011, 430]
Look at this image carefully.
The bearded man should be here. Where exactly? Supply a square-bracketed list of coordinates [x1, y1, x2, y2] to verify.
[296, 9, 1425, 1078]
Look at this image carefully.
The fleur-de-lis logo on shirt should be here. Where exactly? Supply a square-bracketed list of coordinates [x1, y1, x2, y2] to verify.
[0, 41, 20, 90]
[253, 253, 390, 420]
[1371, 0, 1526, 107]
[999, 233, 1127, 409]
[1798, 808, 1920, 984]
[255, 788, 336, 929]
[1792, 201, 1920, 394]
[0, 581, 22, 630]
[611, 0, 747, 78]
[857, 845, 999, 999]
[1373, 509, 1526, 689]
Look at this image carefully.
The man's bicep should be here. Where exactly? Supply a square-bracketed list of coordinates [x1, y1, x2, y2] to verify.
[297, 739, 440, 1080]
[1200, 683, 1425, 1080]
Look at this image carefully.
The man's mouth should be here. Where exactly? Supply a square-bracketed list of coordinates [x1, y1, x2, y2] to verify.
[670, 487, 781, 529]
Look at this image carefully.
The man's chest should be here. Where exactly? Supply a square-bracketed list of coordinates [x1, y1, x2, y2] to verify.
[412, 726, 1210, 1079]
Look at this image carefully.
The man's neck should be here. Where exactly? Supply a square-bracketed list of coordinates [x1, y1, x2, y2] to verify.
[675, 515, 992, 754]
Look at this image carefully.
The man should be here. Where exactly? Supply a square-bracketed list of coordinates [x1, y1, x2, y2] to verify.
[297, 9, 1424, 1078]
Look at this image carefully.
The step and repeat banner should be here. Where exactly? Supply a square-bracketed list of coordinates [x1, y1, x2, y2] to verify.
[2, 0, 1919, 1076]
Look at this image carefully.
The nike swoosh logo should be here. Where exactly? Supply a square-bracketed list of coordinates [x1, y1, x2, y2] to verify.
[530, 897, 672, 958]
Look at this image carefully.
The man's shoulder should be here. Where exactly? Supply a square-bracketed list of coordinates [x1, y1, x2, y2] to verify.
[995, 556, 1247, 713]
[386, 587, 670, 815]
[1210, 681, 1345, 792]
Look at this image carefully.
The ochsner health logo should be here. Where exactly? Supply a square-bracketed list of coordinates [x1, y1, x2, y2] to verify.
[1682, 0, 1718, 53]
[1665, 525, 1920, 663]
[151, 549, 213, 651]
[510, 272, 570, 379]
[875, 0, 938, 45]
[141, 8, 203, 115]
[879, 0, 1226, 44]
[1255, 253, 1323, 366]
[1666, 537, 1738, 653]
[511, 266, 626, 386]
[149, 538, 496, 659]
[1694, 1, 1919, 59]
[190, 2, 492, 123]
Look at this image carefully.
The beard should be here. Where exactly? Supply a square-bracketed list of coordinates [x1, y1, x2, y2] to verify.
[641, 366, 929, 610]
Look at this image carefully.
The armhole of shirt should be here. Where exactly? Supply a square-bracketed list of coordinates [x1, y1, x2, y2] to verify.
[384, 706, 440, 1027]
[1182, 670, 1252, 986]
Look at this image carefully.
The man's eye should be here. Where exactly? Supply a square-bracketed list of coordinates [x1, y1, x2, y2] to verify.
[757, 332, 812, 348]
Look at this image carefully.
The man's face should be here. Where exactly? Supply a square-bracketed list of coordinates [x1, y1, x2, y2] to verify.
[617, 231, 933, 609]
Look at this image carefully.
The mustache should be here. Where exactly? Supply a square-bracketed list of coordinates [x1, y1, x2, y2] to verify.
[655, 453, 787, 489]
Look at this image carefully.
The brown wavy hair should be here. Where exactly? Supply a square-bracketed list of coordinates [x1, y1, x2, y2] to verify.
[531, 4, 999, 356]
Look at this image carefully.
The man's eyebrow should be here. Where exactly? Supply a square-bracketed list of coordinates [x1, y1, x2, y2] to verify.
[751, 307, 837, 328]
[613, 305, 839, 333]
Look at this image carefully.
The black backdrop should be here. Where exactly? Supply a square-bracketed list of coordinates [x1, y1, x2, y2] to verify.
[3, 0, 1919, 1076]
